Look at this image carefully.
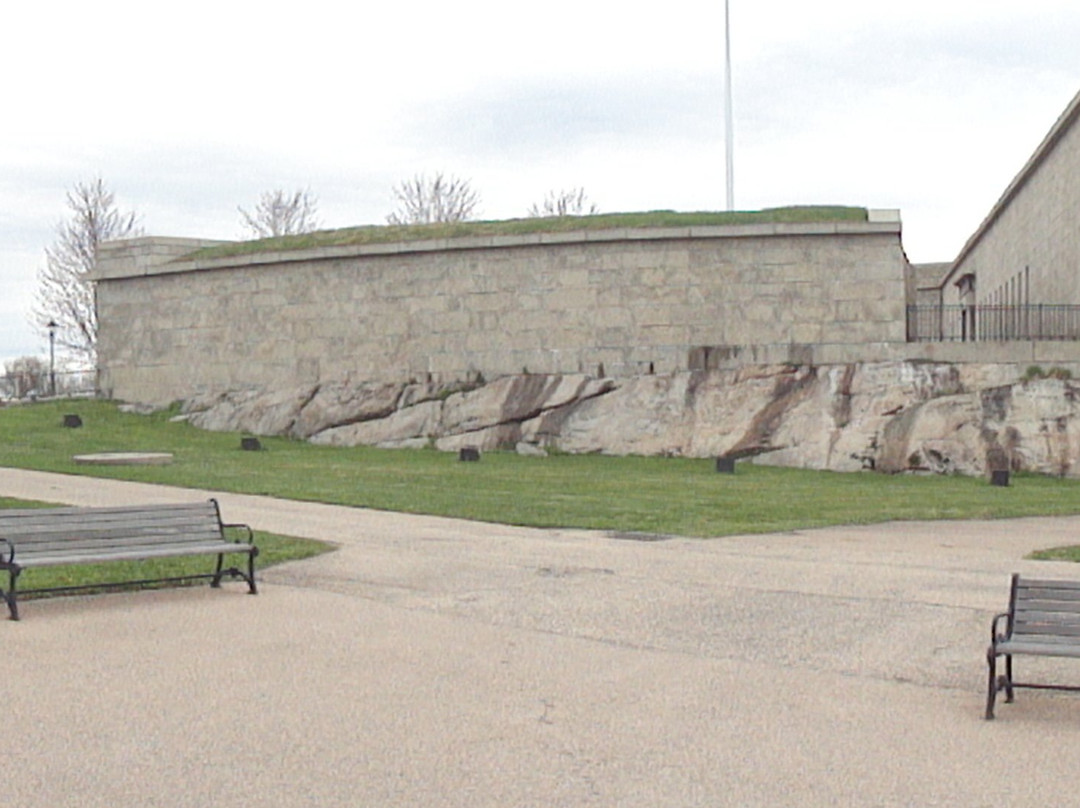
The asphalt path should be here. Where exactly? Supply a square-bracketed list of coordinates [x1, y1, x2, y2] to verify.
[2, 467, 1080, 806]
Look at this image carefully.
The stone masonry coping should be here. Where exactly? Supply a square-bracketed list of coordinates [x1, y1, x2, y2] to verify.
[93, 220, 903, 281]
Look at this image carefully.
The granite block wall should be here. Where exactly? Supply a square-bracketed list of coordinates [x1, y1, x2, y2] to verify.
[945, 92, 1080, 310]
[94, 222, 912, 404]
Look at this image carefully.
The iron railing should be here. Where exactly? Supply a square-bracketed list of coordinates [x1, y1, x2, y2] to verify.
[907, 304, 1080, 342]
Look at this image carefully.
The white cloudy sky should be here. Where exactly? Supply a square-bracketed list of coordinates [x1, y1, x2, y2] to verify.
[1, 0, 1077, 363]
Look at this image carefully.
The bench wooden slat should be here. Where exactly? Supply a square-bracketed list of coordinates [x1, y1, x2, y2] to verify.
[0, 501, 212, 515]
[1001, 632, 1080, 645]
[2, 505, 213, 516]
[12, 521, 225, 536]
[995, 639, 1080, 658]
[25, 542, 254, 568]
[1015, 599, 1080, 614]
[1016, 578, 1080, 592]
[5, 524, 214, 534]
[0, 503, 213, 525]
[1014, 620, 1080, 633]
[0, 504, 214, 520]
[0, 512, 221, 535]
[1012, 623, 1080, 639]
[13, 530, 228, 553]
[10, 537, 230, 557]
[1014, 617, 1080, 630]
[0, 519, 222, 539]
[1014, 605, 1080, 620]
[1015, 589, 1080, 604]
[17, 537, 251, 559]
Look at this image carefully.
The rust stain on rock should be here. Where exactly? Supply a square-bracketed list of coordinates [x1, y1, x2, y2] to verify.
[831, 364, 857, 428]
[726, 366, 819, 459]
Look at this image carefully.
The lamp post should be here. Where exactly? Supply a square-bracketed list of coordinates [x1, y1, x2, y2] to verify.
[47, 320, 57, 398]
[724, 0, 735, 211]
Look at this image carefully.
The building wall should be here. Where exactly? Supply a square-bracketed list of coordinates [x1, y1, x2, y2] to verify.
[944, 91, 1080, 310]
[94, 222, 912, 404]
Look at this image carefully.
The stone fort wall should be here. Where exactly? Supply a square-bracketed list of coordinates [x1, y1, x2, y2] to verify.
[944, 91, 1080, 310]
[95, 221, 916, 405]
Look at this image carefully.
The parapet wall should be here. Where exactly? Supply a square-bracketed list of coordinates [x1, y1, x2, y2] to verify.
[94, 222, 912, 405]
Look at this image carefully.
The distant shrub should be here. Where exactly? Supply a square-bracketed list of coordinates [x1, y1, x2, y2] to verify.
[1023, 365, 1046, 381]
[1024, 365, 1073, 382]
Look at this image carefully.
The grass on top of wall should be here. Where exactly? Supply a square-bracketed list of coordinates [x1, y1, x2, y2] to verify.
[185, 206, 869, 262]
[4, 400, 1080, 539]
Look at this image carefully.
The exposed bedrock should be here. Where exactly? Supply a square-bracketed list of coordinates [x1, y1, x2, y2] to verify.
[177, 362, 1080, 478]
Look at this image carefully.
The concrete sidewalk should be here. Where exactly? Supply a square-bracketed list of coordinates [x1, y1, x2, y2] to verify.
[3, 467, 1080, 806]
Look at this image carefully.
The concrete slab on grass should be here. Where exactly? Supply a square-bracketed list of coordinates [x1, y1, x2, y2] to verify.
[72, 452, 174, 466]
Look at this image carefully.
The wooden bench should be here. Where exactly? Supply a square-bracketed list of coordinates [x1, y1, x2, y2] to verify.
[0, 500, 258, 620]
[986, 574, 1080, 719]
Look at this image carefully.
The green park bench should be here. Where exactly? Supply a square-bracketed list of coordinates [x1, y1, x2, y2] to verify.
[986, 574, 1080, 719]
[0, 500, 257, 620]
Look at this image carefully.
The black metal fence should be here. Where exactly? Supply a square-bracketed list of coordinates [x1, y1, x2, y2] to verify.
[0, 368, 95, 400]
[907, 304, 1080, 342]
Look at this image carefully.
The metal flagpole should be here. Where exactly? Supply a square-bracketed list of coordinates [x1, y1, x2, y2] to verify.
[724, 0, 735, 211]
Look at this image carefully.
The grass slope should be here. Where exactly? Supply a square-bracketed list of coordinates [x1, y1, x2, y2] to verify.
[3, 401, 1080, 539]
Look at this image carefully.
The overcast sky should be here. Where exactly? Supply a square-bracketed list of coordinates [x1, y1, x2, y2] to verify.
[2, 0, 1078, 364]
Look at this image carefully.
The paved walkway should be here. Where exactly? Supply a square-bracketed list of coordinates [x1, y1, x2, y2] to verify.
[3, 467, 1080, 806]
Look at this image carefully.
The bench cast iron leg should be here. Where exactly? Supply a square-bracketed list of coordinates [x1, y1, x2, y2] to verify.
[247, 548, 258, 595]
[211, 554, 225, 589]
[1004, 655, 1015, 703]
[0, 567, 21, 621]
[985, 648, 998, 720]
[210, 550, 257, 594]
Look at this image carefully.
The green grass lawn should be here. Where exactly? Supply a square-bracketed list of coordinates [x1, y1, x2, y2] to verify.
[1028, 546, 1080, 562]
[3, 400, 1080, 539]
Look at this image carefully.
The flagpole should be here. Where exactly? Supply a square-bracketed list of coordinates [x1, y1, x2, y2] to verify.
[724, 0, 735, 211]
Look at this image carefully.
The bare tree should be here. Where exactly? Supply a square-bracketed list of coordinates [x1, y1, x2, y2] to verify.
[527, 187, 599, 217]
[239, 189, 321, 238]
[32, 178, 140, 365]
[3, 356, 47, 399]
[386, 172, 481, 225]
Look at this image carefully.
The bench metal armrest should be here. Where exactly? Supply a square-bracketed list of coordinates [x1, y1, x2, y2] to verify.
[222, 522, 255, 545]
[990, 611, 1012, 649]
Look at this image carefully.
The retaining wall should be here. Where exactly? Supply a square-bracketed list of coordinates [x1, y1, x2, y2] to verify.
[94, 221, 913, 404]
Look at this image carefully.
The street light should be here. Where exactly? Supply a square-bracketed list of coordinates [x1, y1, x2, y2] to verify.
[724, 0, 735, 211]
[47, 320, 57, 397]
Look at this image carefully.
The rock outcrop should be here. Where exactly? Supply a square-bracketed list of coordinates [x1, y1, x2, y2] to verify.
[177, 362, 1080, 478]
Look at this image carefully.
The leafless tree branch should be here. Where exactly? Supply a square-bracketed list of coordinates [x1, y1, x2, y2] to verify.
[527, 187, 599, 217]
[31, 178, 141, 365]
[238, 188, 321, 238]
[386, 172, 481, 225]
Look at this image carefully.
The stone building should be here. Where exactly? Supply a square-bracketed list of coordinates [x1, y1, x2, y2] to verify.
[938, 88, 1080, 341]
[84, 91, 1080, 475]
[93, 212, 914, 405]
[90, 84, 1080, 408]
